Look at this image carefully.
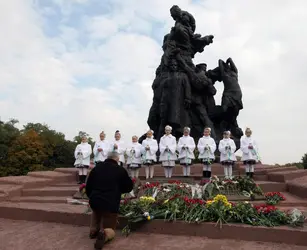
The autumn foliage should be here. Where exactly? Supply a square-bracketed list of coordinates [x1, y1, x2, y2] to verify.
[0, 119, 92, 177]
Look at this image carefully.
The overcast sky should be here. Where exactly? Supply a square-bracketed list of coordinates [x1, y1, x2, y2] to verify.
[0, 0, 306, 164]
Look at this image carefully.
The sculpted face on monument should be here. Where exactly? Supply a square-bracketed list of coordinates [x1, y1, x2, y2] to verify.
[146, 5, 244, 152]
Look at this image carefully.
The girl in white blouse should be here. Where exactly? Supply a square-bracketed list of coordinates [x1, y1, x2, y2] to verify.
[159, 125, 177, 178]
[240, 128, 260, 179]
[74, 136, 92, 184]
[126, 136, 142, 178]
[110, 130, 125, 167]
[141, 130, 158, 179]
[177, 127, 195, 177]
[218, 131, 236, 179]
[197, 127, 216, 179]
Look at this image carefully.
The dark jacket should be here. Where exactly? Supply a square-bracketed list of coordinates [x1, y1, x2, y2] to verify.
[86, 159, 133, 213]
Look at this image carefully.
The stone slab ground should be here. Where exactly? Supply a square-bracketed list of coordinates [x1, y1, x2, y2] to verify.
[1, 219, 306, 250]
[1, 164, 307, 247]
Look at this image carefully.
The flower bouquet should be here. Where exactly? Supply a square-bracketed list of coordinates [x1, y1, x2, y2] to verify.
[79, 183, 88, 199]
[265, 192, 286, 205]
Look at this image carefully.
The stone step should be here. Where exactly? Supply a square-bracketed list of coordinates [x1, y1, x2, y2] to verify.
[139, 171, 240, 182]
[0, 184, 23, 199]
[249, 192, 307, 207]
[22, 186, 77, 197]
[9, 196, 72, 203]
[54, 168, 78, 174]
[255, 166, 298, 175]
[268, 170, 307, 182]
[0, 193, 7, 201]
[278, 192, 307, 207]
[53, 183, 78, 187]
[0, 176, 54, 188]
[288, 176, 307, 198]
[253, 174, 268, 181]
[256, 181, 287, 192]
[0, 202, 306, 246]
[27, 171, 75, 182]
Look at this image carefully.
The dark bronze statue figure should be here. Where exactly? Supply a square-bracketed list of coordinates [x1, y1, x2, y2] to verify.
[143, 5, 244, 152]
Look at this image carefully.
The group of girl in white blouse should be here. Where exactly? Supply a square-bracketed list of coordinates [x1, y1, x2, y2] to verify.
[74, 126, 259, 183]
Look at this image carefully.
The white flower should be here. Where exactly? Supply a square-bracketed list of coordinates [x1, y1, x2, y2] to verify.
[143, 212, 149, 217]
[186, 185, 190, 188]
[163, 188, 171, 192]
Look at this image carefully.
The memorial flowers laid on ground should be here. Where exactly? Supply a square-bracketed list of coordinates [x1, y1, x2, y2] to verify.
[265, 192, 286, 205]
[118, 178, 305, 234]
[200, 175, 263, 200]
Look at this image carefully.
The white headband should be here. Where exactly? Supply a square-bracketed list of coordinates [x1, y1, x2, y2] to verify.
[184, 127, 190, 132]
[165, 125, 172, 131]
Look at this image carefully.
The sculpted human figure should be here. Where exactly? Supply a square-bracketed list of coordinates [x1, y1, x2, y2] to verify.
[167, 5, 214, 66]
[158, 58, 191, 139]
[218, 58, 243, 137]
[175, 54, 216, 139]
[145, 5, 244, 147]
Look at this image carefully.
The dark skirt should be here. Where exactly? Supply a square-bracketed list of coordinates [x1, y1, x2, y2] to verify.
[221, 161, 235, 166]
[180, 163, 192, 166]
[243, 160, 256, 165]
[76, 164, 89, 169]
[203, 159, 214, 165]
[127, 164, 141, 169]
[143, 160, 154, 166]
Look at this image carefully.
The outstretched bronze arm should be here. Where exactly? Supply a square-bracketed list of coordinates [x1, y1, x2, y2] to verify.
[218, 59, 225, 77]
[226, 57, 238, 74]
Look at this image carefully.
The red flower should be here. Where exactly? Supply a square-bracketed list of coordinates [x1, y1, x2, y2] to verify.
[183, 197, 205, 205]
[200, 179, 210, 185]
[168, 180, 182, 185]
[264, 192, 286, 201]
[254, 204, 277, 214]
[230, 202, 236, 207]
[79, 183, 86, 191]
[131, 178, 136, 183]
[169, 194, 180, 201]
[142, 182, 160, 189]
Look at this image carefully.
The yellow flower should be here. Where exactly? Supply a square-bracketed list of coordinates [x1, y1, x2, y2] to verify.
[147, 216, 151, 221]
[206, 200, 213, 206]
[139, 196, 155, 203]
[163, 199, 169, 204]
[213, 194, 228, 203]
[225, 202, 232, 208]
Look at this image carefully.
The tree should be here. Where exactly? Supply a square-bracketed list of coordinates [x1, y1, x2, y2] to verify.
[3, 129, 47, 176]
[0, 119, 20, 166]
[22, 123, 76, 167]
[302, 153, 307, 169]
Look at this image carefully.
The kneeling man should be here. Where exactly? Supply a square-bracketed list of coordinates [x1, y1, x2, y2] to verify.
[86, 151, 133, 249]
